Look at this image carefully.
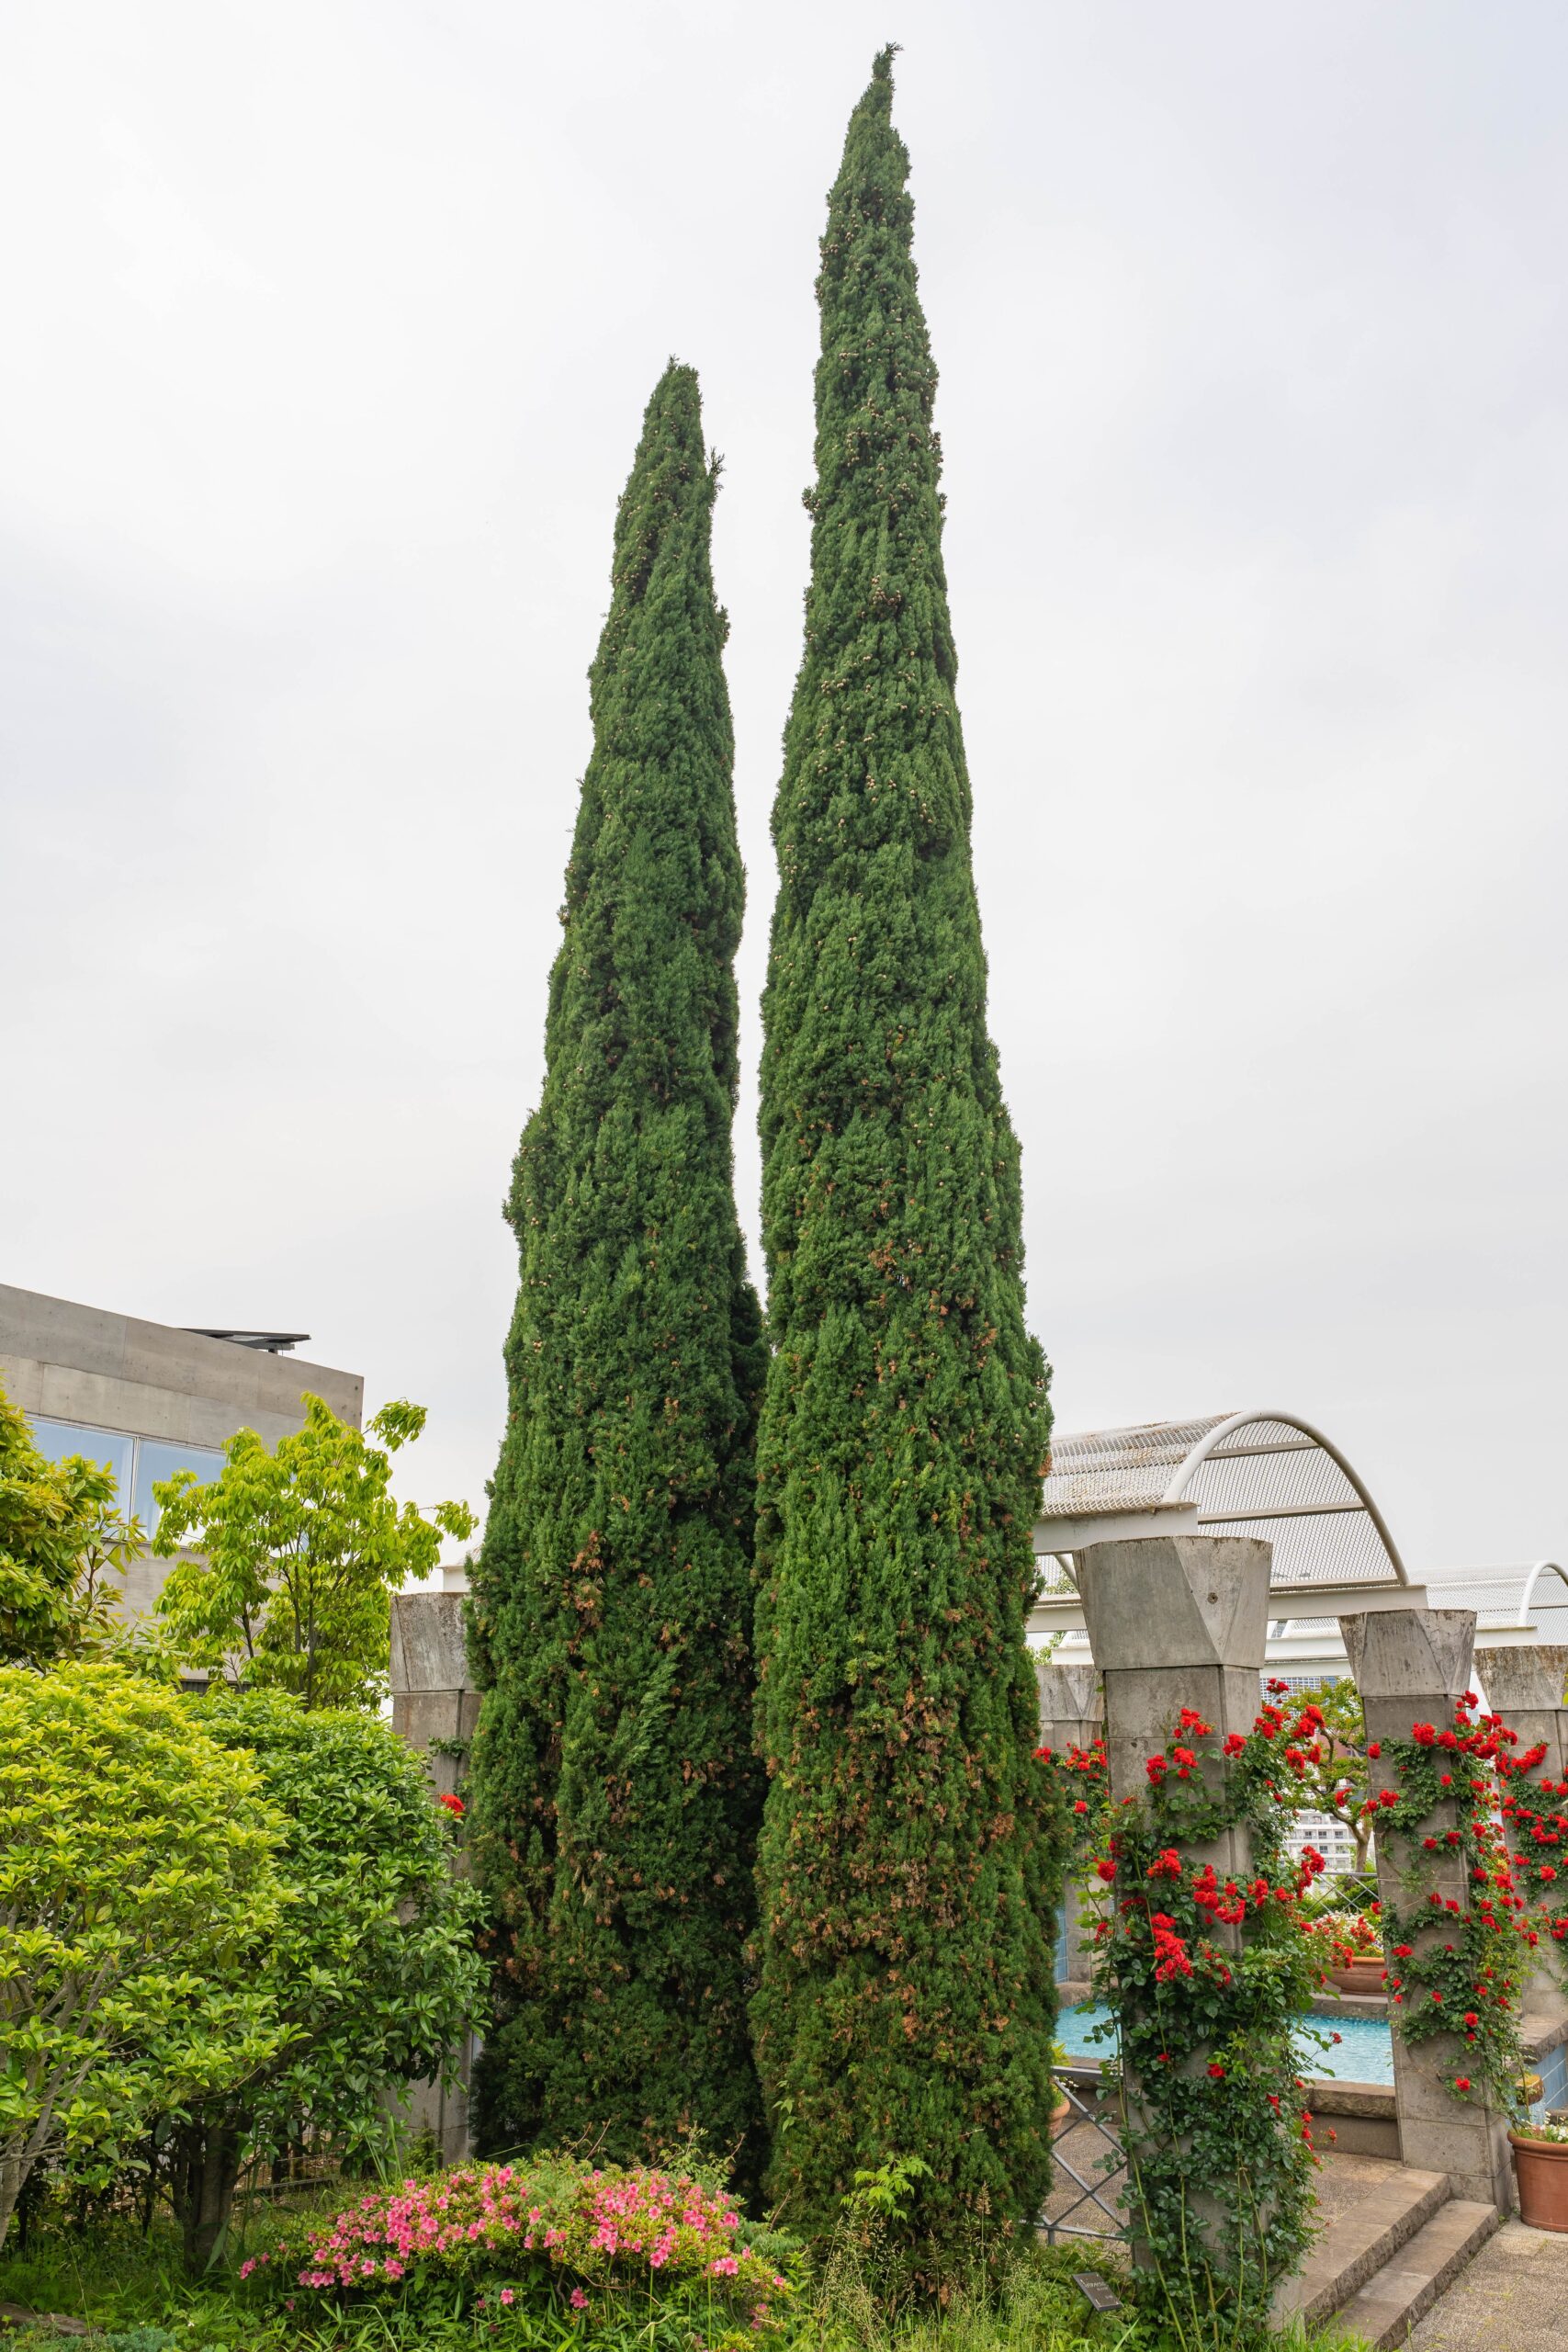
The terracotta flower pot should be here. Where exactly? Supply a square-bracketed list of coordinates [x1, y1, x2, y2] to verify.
[1325, 1954, 1385, 1996]
[1510, 2132, 1568, 2233]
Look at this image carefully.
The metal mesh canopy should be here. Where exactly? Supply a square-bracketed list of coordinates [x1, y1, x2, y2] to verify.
[1037, 1409, 1405, 1591]
[1419, 1563, 1568, 1639]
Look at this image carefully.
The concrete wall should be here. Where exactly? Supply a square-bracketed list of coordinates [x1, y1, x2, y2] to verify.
[389, 1589, 479, 1803]
[0, 1282, 363, 1616]
[389, 1588, 479, 2161]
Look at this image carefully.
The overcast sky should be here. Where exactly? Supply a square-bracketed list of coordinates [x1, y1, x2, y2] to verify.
[4, 0, 1564, 1579]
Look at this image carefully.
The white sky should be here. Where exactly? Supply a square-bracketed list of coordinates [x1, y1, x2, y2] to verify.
[3, 0, 1564, 1578]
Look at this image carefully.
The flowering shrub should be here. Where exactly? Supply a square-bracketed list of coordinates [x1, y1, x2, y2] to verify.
[1362, 1699, 1532, 2115]
[1314, 1906, 1382, 1962]
[1040, 1688, 1336, 2329]
[241, 2155, 795, 2344]
[1496, 1740, 1568, 1973]
[1516, 2116, 1568, 2145]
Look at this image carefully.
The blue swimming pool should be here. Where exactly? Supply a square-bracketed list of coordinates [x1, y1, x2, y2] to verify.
[1056, 2004, 1568, 2120]
[1055, 2002, 1395, 2084]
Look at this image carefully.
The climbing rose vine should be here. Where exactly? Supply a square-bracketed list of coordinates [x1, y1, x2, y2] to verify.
[1361, 1697, 1532, 2115]
[1495, 1732, 1568, 1982]
[1040, 1689, 1340, 2329]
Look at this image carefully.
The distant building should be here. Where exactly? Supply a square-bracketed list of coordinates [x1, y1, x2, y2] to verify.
[0, 1282, 362, 1619]
[1281, 1806, 1360, 1882]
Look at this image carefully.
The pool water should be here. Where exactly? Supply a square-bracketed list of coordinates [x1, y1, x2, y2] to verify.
[1056, 2002, 1395, 2085]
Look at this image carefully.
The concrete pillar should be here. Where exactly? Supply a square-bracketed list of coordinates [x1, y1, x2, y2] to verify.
[1035, 1657, 1101, 1758]
[1340, 1609, 1512, 2210]
[389, 1588, 480, 2161]
[1075, 1536, 1274, 2267]
[1473, 1645, 1568, 2030]
[389, 1589, 479, 1804]
[1077, 1534, 1272, 1894]
[1035, 1660, 1103, 1987]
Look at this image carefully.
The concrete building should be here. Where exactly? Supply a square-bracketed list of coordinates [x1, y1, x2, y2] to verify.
[0, 1281, 362, 1618]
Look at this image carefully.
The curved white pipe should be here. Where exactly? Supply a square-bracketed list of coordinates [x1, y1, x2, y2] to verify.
[1517, 1559, 1568, 1625]
[1161, 1408, 1408, 1586]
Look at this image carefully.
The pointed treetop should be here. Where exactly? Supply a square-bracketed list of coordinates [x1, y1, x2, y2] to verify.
[836, 44, 904, 170]
[643, 356, 702, 439]
[606, 361, 710, 594]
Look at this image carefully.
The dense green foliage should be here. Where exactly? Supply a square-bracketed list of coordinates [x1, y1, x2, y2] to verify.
[0, 1662, 284, 2248]
[750, 51, 1060, 2250]
[151, 1690, 485, 2272]
[152, 1396, 474, 1709]
[0, 1379, 142, 1664]
[467, 364, 765, 2172]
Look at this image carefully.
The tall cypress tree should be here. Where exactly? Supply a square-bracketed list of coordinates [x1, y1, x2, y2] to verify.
[468, 364, 766, 2177]
[752, 52, 1060, 2245]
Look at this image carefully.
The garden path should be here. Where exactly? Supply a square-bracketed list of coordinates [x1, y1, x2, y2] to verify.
[1405, 2218, 1568, 2352]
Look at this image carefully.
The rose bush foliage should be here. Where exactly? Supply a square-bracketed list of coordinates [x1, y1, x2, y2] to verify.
[1041, 1689, 1339, 2328]
[1359, 1699, 1531, 2111]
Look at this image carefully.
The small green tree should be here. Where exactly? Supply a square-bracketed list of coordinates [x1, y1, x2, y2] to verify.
[0, 1380, 143, 1664]
[154, 1689, 486, 2271]
[153, 1396, 474, 1709]
[0, 1661, 285, 2249]
[1272, 1676, 1376, 1878]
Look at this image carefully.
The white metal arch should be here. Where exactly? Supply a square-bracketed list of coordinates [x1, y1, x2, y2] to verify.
[1514, 1560, 1568, 1624]
[1161, 1408, 1409, 1586]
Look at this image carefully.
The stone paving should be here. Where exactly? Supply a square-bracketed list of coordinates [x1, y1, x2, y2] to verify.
[1405, 2219, 1568, 2352]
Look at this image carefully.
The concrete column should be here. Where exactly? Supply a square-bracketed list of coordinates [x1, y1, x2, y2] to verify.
[1035, 1660, 1103, 1988]
[1075, 1536, 1274, 2267]
[1340, 1609, 1512, 2211]
[1473, 1645, 1568, 2030]
[389, 1589, 479, 1804]
[389, 1589, 480, 2161]
[1077, 1534, 1272, 1893]
[1035, 1657, 1101, 1758]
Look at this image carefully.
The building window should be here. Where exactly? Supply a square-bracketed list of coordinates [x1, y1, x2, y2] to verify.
[132, 1439, 226, 1533]
[29, 1416, 136, 1497]
[27, 1415, 226, 1537]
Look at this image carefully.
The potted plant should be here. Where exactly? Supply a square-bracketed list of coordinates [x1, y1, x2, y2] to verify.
[1315, 1908, 1384, 1997]
[1049, 2035, 1075, 2128]
[1509, 2116, 1568, 2232]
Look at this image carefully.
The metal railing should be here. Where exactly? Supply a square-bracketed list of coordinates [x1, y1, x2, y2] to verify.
[1040, 2069, 1129, 2244]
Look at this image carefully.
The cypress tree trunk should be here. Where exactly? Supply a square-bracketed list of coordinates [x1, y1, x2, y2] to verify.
[468, 365, 766, 2177]
[752, 51, 1060, 2250]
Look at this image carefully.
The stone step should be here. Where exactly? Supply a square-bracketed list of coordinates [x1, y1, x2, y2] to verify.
[1332, 2199, 1502, 2349]
[1273, 2160, 1450, 2326]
